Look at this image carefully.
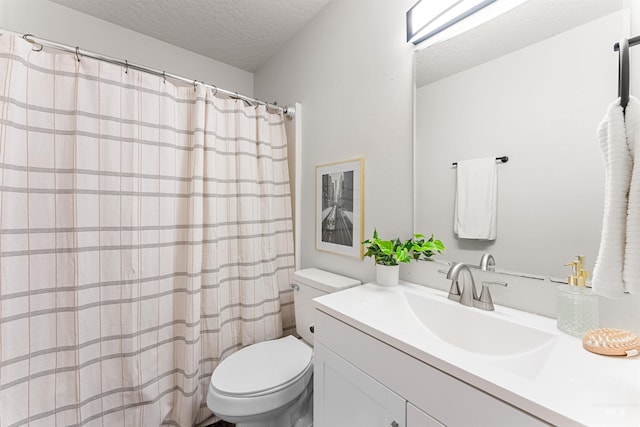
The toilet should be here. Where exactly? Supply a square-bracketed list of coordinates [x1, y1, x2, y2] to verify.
[206, 268, 360, 427]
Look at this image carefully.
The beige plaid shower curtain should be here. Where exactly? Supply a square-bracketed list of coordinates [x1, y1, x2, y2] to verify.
[0, 34, 295, 426]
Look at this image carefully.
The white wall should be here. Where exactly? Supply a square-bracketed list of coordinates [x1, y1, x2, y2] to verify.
[254, 0, 415, 283]
[0, 0, 253, 95]
[415, 11, 625, 280]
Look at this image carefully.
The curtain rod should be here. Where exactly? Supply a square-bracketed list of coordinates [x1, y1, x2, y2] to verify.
[2, 29, 295, 119]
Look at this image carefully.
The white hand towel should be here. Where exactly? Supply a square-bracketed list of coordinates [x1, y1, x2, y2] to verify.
[624, 96, 640, 294]
[454, 157, 497, 240]
[592, 98, 632, 298]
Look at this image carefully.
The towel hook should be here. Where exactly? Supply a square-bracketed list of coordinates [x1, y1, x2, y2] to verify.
[618, 38, 630, 111]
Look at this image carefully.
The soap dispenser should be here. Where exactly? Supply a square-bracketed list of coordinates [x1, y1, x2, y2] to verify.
[557, 255, 599, 337]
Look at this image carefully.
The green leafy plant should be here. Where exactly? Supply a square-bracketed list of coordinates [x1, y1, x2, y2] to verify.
[362, 229, 445, 266]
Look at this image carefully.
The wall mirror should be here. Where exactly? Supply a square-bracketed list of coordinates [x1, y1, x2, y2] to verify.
[413, 0, 630, 279]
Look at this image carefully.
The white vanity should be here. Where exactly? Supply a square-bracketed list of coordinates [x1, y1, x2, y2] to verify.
[312, 281, 640, 427]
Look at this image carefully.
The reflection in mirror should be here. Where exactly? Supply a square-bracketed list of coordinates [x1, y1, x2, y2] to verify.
[413, 0, 630, 279]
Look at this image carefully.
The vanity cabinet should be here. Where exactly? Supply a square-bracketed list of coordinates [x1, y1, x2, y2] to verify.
[314, 342, 406, 427]
[313, 309, 548, 427]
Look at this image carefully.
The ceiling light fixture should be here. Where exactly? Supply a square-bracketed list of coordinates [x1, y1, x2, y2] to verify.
[407, 0, 529, 49]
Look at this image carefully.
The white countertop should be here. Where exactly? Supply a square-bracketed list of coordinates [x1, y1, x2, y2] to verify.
[313, 281, 640, 427]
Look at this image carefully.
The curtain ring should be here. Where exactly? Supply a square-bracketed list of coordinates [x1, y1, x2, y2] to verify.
[162, 71, 166, 84]
[193, 80, 197, 91]
[124, 59, 128, 74]
[75, 46, 81, 62]
[211, 85, 217, 96]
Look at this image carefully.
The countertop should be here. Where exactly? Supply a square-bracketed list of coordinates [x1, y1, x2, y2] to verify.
[313, 281, 640, 427]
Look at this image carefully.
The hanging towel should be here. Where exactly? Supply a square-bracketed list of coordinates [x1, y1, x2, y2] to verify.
[592, 98, 632, 298]
[454, 157, 497, 240]
[624, 96, 640, 294]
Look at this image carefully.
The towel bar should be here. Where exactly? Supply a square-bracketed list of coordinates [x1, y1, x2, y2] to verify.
[452, 156, 508, 167]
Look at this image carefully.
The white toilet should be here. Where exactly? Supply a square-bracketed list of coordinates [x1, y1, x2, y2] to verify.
[206, 268, 360, 427]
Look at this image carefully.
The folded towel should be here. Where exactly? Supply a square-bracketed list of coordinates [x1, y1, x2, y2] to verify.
[624, 96, 640, 294]
[592, 98, 632, 298]
[454, 157, 497, 240]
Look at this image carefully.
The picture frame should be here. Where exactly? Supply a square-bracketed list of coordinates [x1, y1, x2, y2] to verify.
[315, 158, 364, 258]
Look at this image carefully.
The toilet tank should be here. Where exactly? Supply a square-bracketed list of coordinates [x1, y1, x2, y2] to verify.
[292, 268, 360, 345]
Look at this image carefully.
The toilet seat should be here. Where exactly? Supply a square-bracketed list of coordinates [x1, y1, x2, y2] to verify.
[207, 336, 313, 418]
[212, 335, 312, 396]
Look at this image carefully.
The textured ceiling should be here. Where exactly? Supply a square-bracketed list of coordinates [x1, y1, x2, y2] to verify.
[415, 0, 625, 87]
[49, 0, 625, 81]
[49, 0, 331, 72]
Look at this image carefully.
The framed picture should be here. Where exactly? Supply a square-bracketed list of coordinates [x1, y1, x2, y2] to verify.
[315, 158, 364, 258]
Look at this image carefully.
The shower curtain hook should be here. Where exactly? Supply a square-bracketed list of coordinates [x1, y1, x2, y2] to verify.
[22, 34, 43, 52]
[193, 80, 197, 91]
[162, 71, 166, 84]
[211, 85, 217, 96]
[124, 60, 128, 74]
[75, 46, 81, 62]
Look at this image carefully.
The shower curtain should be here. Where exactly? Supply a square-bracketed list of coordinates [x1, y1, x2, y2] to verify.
[0, 34, 295, 426]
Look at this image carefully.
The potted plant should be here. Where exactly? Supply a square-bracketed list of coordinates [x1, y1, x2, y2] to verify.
[362, 229, 445, 286]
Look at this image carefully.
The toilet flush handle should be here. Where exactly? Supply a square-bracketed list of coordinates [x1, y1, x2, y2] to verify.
[309, 325, 314, 334]
[290, 283, 299, 291]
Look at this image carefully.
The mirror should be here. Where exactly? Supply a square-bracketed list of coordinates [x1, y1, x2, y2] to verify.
[413, 0, 630, 279]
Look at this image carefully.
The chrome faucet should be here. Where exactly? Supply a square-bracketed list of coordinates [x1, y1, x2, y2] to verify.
[446, 263, 478, 307]
[446, 262, 507, 311]
[479, 253, 495, 271]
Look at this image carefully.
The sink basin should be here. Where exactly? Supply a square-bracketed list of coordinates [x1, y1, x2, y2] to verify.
[356, 288, 557, 358]
[403, 291, 556, 357]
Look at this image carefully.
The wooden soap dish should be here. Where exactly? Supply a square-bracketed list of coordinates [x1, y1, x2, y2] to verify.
[583, 328, 640, 357]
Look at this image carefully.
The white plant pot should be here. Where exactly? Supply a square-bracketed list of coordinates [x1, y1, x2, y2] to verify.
[376, 264, 400, 287]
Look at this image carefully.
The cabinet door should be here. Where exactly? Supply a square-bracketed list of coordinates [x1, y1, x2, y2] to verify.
[314, 342, 406, 427]
[407, 403, 446, 427]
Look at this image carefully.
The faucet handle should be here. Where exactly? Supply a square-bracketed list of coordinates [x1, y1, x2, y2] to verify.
[438, 261, 453, 275]
[475, 281, 508, 311]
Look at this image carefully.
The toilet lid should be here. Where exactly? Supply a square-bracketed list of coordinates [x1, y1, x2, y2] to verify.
[211, 335, 312, 396]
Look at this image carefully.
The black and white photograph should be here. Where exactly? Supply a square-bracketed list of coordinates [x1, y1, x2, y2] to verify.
[316, 159, 364, 258]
